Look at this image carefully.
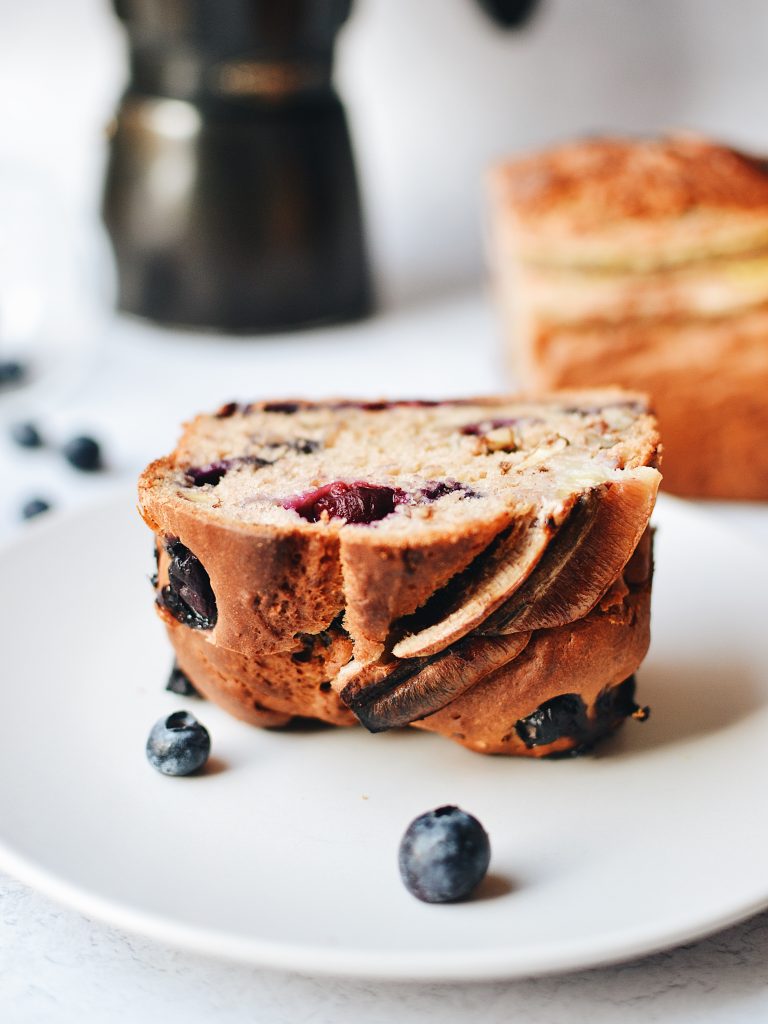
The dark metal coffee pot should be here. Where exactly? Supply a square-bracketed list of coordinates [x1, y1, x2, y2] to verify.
[103, 0, 371, 332]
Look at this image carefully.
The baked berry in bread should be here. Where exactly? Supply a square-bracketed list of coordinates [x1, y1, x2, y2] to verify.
[139, 391, 660, 755]
[488, 134, 768, 499]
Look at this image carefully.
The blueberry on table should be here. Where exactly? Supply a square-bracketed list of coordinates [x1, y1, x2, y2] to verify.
[21, 498, 51, 520]
[62, 435, 103, 471]
[0, 360, 27, 388]
[10, 421, 44, 448]
[146, 711, 210, 776]
[398, 805, 491, 903]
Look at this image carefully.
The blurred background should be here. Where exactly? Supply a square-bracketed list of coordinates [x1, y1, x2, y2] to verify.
[3, 0, 768, 532]
[4, 0, 768, 305]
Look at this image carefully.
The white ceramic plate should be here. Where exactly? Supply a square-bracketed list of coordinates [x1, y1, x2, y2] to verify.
[0, 493, 766, 981]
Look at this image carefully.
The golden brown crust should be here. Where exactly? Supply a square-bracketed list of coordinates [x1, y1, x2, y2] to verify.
[141, 458, 345, 654]
[490, 135, 768, 498]
[168, 573, 650, 755]
[338, 509, 513, 649]
[490, 135, 768, 226]
[168, 621, 356, 728]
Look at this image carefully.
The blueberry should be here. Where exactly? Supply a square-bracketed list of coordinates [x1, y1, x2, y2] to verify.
[62, 435, 103, 471]
[284, 481, 406, 524]
[159, 538, 217, 629]
[166, 662, 201, 697]
[150, 544, 159, 588]
[21, 498, 51, 520]
[415, 480, 477, 502]
[514, 693, 589, 749]
[184, 455, 270, 487]
[145, 711, 210, 776]
[595, 675, 649, 723]
[0, 360, 27, 387]
[398, 805, 491, 903]
[262, 402, 302, 413]
[185, 460, 233, 487]
[10, 421, 44, 449]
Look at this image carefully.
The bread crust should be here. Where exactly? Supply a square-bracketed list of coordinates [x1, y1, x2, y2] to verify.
[167, 621, 356, 728]
[490, 135, 768, 231]
[141, 457, 345, 653]
[167, 569, 651, 755]
[338, 508, 514, 649]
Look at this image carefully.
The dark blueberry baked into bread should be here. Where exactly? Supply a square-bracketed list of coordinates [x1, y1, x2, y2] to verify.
[139, 390, 661, 755]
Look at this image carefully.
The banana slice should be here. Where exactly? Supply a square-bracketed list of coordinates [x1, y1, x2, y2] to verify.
[340, 632, 531, 732]
[483, 468, 659, 635]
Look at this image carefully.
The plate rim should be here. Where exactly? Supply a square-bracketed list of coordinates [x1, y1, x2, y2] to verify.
[2, 835, 766, 981]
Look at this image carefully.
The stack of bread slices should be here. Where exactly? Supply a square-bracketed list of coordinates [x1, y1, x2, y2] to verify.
[488, 134, 768, 499]
[139, 392, 660, 756]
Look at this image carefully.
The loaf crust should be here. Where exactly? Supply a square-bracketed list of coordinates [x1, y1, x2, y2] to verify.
[166, 554, 651, 756]
[167, 622, 355, 728]
[489, 135, 768, 268]
[142, 459, 345, 653]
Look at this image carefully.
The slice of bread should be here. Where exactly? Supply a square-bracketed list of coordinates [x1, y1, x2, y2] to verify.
[139, 391, 660, 755]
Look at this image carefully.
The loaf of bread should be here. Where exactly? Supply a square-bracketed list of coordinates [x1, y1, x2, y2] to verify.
[488, 134, 768, 499]
[139, 392, 660, 755]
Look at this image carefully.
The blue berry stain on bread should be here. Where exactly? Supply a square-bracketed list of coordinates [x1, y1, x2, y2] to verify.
[283, 481, 405, 524]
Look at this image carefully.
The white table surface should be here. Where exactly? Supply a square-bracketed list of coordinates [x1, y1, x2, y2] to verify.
[2, 290, 768, 1023]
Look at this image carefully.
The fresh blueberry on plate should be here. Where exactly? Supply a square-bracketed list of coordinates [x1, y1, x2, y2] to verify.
[10, 421, 44, 449]
[146, 711, 210, 776]
[62, 435, 103, 472]
[21, 498, 51, 520]
[398, 805, 491, 903]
